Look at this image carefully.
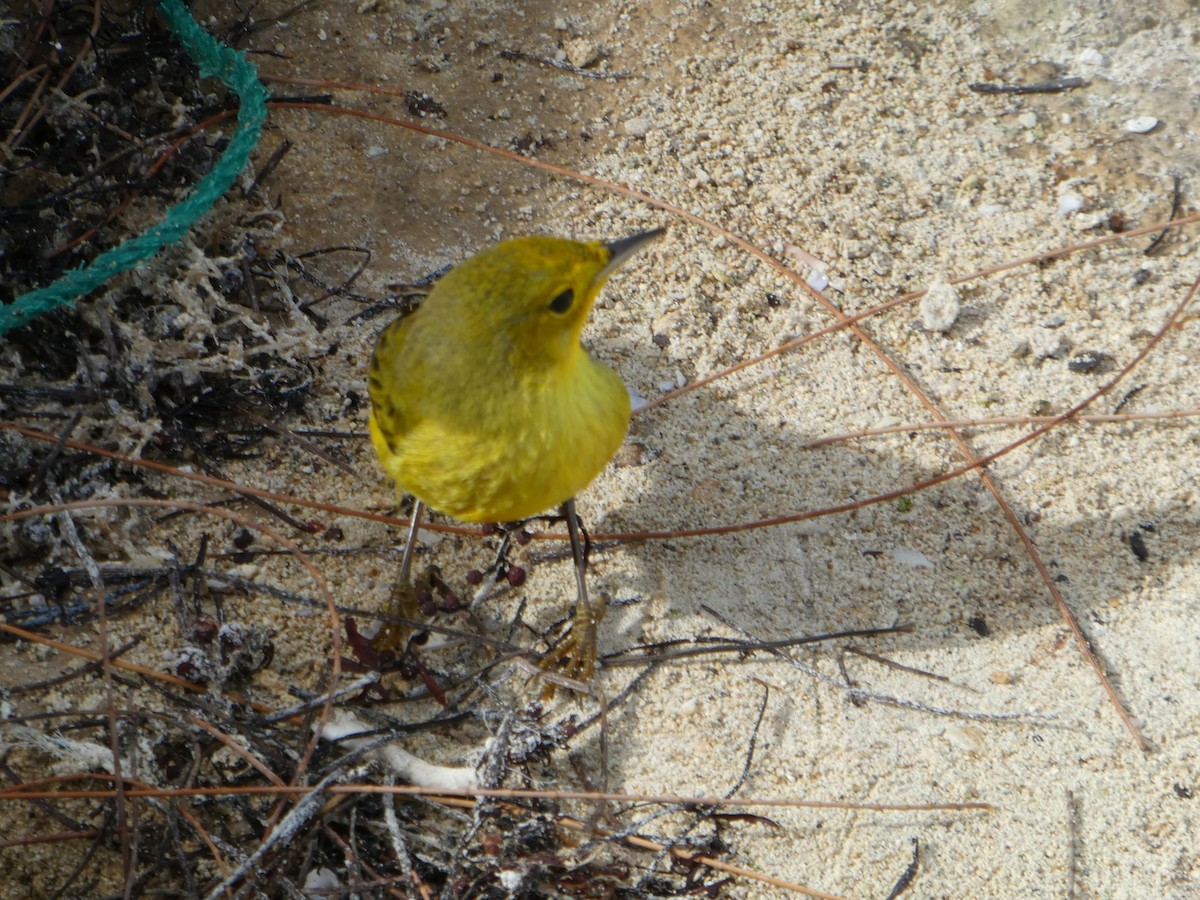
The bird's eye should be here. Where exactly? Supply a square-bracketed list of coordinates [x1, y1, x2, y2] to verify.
[548, 288, 574, 314]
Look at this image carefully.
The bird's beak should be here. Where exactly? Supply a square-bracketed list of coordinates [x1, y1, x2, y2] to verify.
[598, 227, 666, 283]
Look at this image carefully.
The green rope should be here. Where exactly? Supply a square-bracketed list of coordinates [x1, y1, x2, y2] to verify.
[0, 0, 267, 335]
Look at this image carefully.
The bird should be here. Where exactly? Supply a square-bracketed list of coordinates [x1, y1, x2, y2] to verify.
[367, 227, 664, 685]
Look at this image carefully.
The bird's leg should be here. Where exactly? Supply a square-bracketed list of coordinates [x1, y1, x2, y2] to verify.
[565, 498, 594, 643]
[376, 499, 425, 653]
[399, 499, 424, 585]
[540, 498, 602, 693]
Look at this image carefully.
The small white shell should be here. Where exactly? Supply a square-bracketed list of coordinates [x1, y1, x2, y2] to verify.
[944, 724, 987, 755]
[1057, 192, 1085, 217]
[1124, 116, 1159, 134]
[892, 546, 934, 569]
[805, 269, 830, 292]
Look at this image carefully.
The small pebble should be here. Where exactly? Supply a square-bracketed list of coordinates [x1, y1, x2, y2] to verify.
[1078, 47, 1103, 66]
[624, 116, 652, 138]
[365, 145, 388, 158]
[564, 37, 601, 68]
[919, 278, 960, 332]
[1067, 350, 1112, 374]
[1124, 116, 1158, 134]
[304, 869, 340, 892]
[1017, 111, 1038, 129]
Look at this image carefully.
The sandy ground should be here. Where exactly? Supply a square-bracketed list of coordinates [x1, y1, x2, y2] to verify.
[5, 0, 1200, 896]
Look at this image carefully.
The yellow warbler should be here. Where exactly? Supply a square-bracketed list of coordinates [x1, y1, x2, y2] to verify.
[368, 228, 664, 682]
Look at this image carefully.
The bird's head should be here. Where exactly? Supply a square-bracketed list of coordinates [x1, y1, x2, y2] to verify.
[429, 228, 664, 376]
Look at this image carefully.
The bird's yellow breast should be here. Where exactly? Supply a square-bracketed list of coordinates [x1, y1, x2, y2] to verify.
[370, 352, 629, 522]
[367, 235, 638, 523]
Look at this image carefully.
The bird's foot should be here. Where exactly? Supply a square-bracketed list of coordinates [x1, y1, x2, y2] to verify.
[374, 566, 437, 654]
[539, 600, 604, 699]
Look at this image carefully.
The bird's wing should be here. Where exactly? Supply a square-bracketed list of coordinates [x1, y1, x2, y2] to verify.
[367, 315, 415, 446]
